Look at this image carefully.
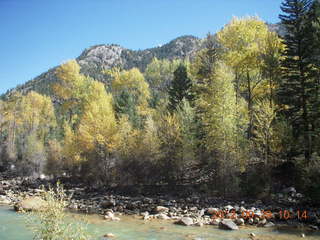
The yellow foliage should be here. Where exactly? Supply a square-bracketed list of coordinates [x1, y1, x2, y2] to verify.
[53, 60, 84, 101]
[78, 92, 118, 154]
[20, 91, 56, 137]
[107, 67, 151, 116]
[217, 16, 284, 100]
[62, 122, 80, 166]
[217, 16, 269, 70]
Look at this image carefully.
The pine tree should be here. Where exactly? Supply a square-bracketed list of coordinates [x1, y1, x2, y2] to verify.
[278, 0, 313, 160]
[190, 33, 219, 162]
[305, 0, 320, 153]
[168, 64, 193, 111]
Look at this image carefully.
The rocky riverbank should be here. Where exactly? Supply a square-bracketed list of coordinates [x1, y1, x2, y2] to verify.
[0, 174, 320, 231]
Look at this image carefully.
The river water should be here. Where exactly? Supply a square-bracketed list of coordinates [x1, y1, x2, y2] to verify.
[0, 206, 319, 240]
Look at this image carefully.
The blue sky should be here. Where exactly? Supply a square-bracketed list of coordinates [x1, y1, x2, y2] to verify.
[0, 0, 282, 94]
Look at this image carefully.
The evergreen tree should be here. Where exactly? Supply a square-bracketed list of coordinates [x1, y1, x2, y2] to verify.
[190, 33, 219, 162]
[305, 0, 320, 153]
[278, 0, 313, 160]
[168, 64, 193, 111]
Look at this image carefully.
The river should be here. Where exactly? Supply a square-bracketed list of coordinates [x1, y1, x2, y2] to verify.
[0, 206, 319, 240]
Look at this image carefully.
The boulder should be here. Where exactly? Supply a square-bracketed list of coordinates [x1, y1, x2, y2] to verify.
[309, 225, 319, 231]
[103, 233, 115, 238]
[235, 218, 245, 226]
[257, 218, 267, 227]
[195, 222, 203, 227]
[264, 222, 275, 228]
[105, 211, 114, 218]
[224, 205, 234, 211]
[210, 218, 221, 225]
[101, 199, 116, 209]
[207, 207, 219, 215]
[111, 216, 120, 221]
[155, 206, 169, 213]
[219, 219, 239, 230]
[177, 217, 194, 226]
[283, 187, 296, 194]
[0, 195, 11, 205]
[157, 213, 170, 220]
[0, 186, 6, 195]
[104, 211, 120, 221]
[14, 196, 46, 212]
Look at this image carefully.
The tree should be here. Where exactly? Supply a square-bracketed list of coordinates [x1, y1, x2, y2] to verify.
[116, 115, 161, 185]
[144, 57, 183, 106]
[1, 92, 23, 161]
[305, 0, 320, 154]
[19, 91, 56, 142]
[168, 64, 193, 111]
[1, 91, 56, 175]
[278, 0, 314, 160]
[107, 68, 152, 127]
[190, 33, 220, 161]
[217, 17, 275, 139]
[157, 113, 184, 185]
[252, 99, 278, 166]
[53, 60, 88, 128]
[197, 62, 242, 195]
[46, 139, 63, 177]
[261, 31, 285, 106]
[175, 99, 197, 168]
[77, 82, 119, 184]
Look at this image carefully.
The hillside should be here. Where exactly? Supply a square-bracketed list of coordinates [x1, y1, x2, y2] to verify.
[3, 35, 203, 98]
[2, 23, 285, 99]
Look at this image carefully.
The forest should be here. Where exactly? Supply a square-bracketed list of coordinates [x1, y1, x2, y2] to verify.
[1, 0, 320, 202]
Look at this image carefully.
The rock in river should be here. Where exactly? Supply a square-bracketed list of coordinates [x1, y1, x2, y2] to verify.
[14, 196, 46, 212]
[177, 217, 194, 226]
[155, 206, 169, 213]
[219, 219, 239, 230]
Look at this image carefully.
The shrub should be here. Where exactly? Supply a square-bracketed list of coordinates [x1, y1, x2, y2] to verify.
[25, 183, 91, 240]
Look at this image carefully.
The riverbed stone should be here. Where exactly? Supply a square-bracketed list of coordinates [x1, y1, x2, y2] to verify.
[14, 196, 46, 212]
[111, 216, 121, 221]
[101, 199, 116, 209]
[219, 219, 239, 230]
[103, 233, 115, 238]
[157, 213, 170, 220]
[177, 217, 194, 226]
[257, 218, 267, 226]
[264, 222, 275, 228]
[155, 206, 169, 213]
[0, 195, 11, 204]
[235, 218, 245, 226]
[211, 218, 221, 225]
[207, 207, 219, 215]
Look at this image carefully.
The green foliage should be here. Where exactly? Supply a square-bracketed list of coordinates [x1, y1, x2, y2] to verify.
[168, 64, 193, 111]
[0, 91, 56, 175]
[217, 17, 283, 139]
[106, 67, 152, 128]
[157, 113, 185, 184]
[240, 164, 268, 198]
[26, 183, 90, 240]
[294, 153, 320, 203]
[278, 0, 315, 160]
[1, 5, 320, 201]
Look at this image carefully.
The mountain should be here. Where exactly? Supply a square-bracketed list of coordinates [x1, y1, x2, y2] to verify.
[2, 24, 286, 99]
[267, 23, 286, 37]
[3, 35, 203, 98]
